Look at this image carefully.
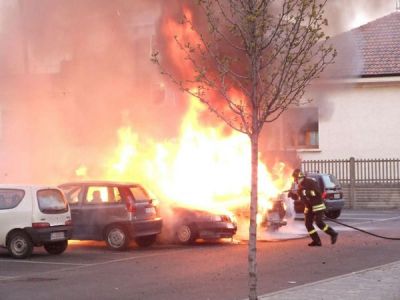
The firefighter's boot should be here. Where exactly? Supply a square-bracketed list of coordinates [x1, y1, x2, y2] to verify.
[308, 231, 322, 247]
[324, 226, 338, 244]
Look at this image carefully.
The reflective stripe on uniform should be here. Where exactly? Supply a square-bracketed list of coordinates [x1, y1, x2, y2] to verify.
[323, 224, 329, 232]
[308, 229, 317, 234]
[304, 207, 309, 214]
[310, 190, 316, 196]
[312, 203, 326, 212]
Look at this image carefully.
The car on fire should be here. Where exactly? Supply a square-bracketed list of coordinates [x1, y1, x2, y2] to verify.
[59, 181, 162, 250]
[290, 172, 345, 219]
[164, 206, 237, 244]
[0, 184, 73, 259]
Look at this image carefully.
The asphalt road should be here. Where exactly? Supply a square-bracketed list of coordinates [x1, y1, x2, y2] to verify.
[1, 209, 400, 300]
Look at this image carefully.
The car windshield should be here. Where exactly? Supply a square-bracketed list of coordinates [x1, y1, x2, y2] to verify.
[321, 174, 341, 189]
[37, 189, 68, 213]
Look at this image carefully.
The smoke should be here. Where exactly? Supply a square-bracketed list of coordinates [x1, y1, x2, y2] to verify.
[0, 0, 186, 184]
[0, 0, 395, 184]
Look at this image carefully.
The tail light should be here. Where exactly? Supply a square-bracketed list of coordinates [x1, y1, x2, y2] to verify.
[32, 222, 50, 228]
[65, 220, 72, 226]
[322, 192, 327, 199]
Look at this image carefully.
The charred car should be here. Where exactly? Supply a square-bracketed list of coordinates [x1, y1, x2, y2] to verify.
[261, 194, 288, 231]
[165, 206, 237, 244]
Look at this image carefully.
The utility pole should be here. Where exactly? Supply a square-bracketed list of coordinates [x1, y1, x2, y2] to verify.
[397, 0, 400, 11]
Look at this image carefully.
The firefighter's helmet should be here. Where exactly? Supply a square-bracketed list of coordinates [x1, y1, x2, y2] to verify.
[292, 168, 305, 180]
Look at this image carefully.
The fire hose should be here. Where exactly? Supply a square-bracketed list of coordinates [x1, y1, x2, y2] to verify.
[325, 216, 400, 241]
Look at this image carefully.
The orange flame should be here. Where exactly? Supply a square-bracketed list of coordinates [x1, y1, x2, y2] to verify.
[76, 95, 291, 219]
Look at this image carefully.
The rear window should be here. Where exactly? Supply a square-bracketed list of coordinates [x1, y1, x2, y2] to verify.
[129, 186, 151, 203]
[0, 189, 25, 210]
[321, 174, 341, 189]
[37, 189, 68, 214]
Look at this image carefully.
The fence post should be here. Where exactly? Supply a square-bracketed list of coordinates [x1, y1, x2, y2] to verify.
[349, 157, 355, 208]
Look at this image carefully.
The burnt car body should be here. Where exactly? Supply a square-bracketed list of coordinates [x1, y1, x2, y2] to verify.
[261, 194, 287, 231]
[59, 181, 162, 250]
[290, 172, 345, 219]
[168, 207, 237, 244]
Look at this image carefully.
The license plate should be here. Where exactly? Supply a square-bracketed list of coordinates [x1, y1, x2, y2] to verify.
[50, 232, 65, 240]
[334, 194, 341, 199]
[145, 207, 155, 214]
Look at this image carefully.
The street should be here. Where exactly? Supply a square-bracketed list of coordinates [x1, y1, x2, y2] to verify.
[1, 209, 400, 300]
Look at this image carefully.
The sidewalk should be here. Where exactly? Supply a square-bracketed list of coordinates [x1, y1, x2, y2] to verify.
[258, 260, 400, 300]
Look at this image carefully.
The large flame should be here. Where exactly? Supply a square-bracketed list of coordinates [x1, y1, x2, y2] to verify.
[76, 95, 291, 219]
[75, 5, 292, 226]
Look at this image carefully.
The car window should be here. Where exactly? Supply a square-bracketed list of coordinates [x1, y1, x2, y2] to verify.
[0, 189, 25, 210]
[321, 174, 341, 189]
[129, 186, 151, 203]
[109, 187, 123, 203]
[37, 189, 68, 214]
[86, 186, 108, 204]
[60, 185, 83, 205]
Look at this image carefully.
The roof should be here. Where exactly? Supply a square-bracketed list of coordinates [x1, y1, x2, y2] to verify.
[329, 11, 400, 78]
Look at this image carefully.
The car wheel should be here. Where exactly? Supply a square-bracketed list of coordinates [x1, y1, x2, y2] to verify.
[135, 235, 157, 248]
[325, 210, 341, 219]
[44, 240, 68, 255]
[176, 224, 197, 244]
[7, 231, 33, 259]
[105, 225, 129, 251]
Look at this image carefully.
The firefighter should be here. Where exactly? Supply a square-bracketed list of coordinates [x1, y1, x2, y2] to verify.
[292, 169, 338, 247]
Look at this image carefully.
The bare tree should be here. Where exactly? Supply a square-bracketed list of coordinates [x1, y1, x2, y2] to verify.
[152, 0, 335, 299]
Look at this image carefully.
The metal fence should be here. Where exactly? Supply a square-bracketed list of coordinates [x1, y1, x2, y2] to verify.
[301, 157, 400, 184]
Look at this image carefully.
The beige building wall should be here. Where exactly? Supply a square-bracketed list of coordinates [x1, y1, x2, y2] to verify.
[299, 77, 400, 160]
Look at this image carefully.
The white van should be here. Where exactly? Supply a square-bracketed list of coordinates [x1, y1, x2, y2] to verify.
[0, 185, 73, 259]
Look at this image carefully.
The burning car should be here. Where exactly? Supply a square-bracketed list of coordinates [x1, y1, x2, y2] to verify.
[261, 194, 288, 231]
[162, 206, 237, 244]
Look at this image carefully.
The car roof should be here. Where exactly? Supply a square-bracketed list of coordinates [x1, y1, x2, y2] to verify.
[0, 184, 61, 191]
[58, 180, 144, 187]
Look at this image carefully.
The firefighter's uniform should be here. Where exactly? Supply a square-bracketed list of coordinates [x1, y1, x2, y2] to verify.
[297, 174, 338, 247]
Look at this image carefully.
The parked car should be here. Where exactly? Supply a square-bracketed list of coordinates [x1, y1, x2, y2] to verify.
[59, 181, 163, 250]
[290, 172, 345, 219]
[166, 206, 237, 244]
[0, 184, 73, 259]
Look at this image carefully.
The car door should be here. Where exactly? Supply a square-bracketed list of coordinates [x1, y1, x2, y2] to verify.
[61, 185, 88, 239]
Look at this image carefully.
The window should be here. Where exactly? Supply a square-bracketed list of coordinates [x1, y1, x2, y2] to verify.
[284, 107, 319, 149]
[86, 186, 108, 204]
[37, 189, 68, 214]
[0, 189, 24, 210]
[129, 186, 151, 203]
[60, 185, 83, 205]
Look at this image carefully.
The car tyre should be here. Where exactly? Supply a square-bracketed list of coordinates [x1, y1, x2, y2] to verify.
[176, 224, 197, 244]
[44, 240, 68, 255]
[325, 209, 341, 219]
[7, 231, 33, 259]
[135, 234, 157, 248]
[105, 225, 130, 251]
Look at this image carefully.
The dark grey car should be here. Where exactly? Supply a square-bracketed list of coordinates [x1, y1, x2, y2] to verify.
[59, 181, 162, 250]
[292, 172, 345, 219]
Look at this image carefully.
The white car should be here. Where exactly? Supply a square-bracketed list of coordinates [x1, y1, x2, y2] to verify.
[0, 185, 73, 259]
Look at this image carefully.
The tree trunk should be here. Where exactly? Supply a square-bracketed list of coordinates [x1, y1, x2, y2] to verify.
[248, 132, 259, 300]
